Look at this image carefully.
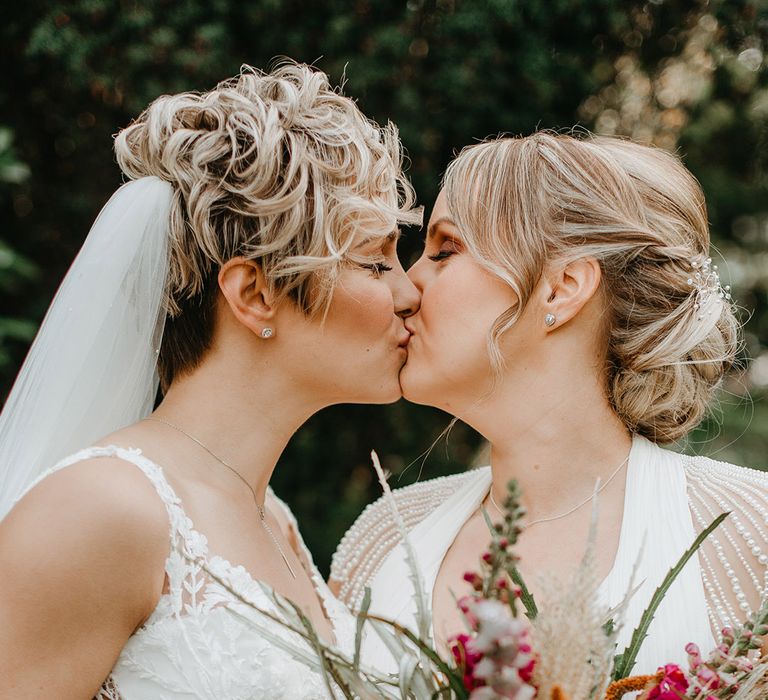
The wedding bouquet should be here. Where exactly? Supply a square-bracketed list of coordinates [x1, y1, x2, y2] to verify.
[208, 452, 768, 700]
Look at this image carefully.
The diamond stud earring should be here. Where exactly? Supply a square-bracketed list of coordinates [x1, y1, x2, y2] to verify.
[544, 313, 556, 327]
[260, 327, 274, 339]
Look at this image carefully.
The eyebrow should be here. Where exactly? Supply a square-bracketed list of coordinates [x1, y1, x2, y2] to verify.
[427, 216, 458, 240]
[354, 229, 402, 250]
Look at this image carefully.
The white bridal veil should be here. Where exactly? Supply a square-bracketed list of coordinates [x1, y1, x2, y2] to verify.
[0, 177, 173, 519]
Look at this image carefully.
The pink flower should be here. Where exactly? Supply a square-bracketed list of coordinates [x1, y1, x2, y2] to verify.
[696, 665, 721, 691]
[458, 596, 480, 629]
[647, 664, 689, 699]
[518, 656, 536, 683]
[685, 642, 702, 672]
[449, 633, 484, 691]
[464, 571, 484, 590]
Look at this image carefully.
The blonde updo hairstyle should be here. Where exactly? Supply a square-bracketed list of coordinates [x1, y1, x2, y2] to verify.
[443, 132, 739, 444]
[115, 62, 420, 391]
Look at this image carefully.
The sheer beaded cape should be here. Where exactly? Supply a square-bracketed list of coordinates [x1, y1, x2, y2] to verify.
[20, 445, 355, 700]
[330, 434, 768, 675]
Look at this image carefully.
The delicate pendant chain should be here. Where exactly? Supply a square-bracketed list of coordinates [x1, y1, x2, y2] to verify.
[488, 453, 630, 528]
[145, 417, 297, 579]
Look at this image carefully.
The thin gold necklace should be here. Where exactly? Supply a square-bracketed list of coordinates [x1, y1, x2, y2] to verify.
[488, 453, 629, 527]
[145, 417, 297, 579]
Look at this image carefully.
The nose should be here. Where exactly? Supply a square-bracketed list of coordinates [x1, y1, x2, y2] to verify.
[393, 264, 421, 319]
[406, 254, 427, 293]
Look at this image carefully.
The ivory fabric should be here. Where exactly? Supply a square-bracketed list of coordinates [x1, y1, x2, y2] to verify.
[19, 445, 355, 700]
[332, 435, 768, 674]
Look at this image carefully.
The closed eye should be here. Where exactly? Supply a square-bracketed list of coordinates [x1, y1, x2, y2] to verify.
[427, 250, 455, 262]
[360, 261, 394, 277]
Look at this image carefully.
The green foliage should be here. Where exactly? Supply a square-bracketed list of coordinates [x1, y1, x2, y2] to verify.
[2, 0, 767, 573]
[0, 126, 39, 379]
[612, 512, 730, 681]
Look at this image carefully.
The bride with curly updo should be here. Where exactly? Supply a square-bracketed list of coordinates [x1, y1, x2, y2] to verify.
[332, 132, 768, 672]
[0, 63, 420, 698]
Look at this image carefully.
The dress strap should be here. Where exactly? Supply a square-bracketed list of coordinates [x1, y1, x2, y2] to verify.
[14, 445, 208, 576]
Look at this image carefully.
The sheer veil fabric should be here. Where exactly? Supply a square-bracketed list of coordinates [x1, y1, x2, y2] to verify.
[0, 177, 173, 519]
[0, 178, 359, 698]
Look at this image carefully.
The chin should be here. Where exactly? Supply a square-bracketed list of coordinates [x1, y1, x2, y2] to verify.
[399, 364, 432, 406]
[357, 371, 403, 405]
[376, 379, 404, 404]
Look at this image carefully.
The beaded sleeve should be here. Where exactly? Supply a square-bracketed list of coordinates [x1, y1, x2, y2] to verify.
[330, 471, 475, 610]
[683, 454, 768, 635]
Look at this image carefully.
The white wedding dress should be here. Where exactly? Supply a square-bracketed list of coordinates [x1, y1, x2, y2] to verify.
[331, 435, 768, 675]
[20, 445, 356, 700]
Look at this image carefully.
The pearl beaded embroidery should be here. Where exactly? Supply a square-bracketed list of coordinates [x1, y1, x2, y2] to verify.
[331, 452, 768, 641]
[331, 470, 478, 610]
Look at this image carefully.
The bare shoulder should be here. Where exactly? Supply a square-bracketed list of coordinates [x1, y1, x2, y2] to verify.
[0, 455, 170, 618]
[0, 455, 171, 696]
[4, 455, 170, 551]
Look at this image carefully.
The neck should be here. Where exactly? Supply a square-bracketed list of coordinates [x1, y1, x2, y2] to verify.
[151, 351, 325, 506]
[460, 369, 632, 524]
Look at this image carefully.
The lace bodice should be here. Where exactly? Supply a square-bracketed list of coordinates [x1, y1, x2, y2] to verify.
[31, 445, 355, 700]
[331, 437, 768, 672]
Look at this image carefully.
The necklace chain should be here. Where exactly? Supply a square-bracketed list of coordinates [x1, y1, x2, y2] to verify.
[488, 453, 630, 527]
[145, 417, 297, 579]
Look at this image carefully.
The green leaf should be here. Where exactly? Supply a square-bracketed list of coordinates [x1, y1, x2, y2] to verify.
[509, 566, 538, 621]
[365, 615, 468, 699]
[353, 586, 372, 671]
[612, 511, 729, 680]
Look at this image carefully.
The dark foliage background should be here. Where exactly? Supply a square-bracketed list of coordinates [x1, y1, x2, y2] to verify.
[3, 0, 767, 573]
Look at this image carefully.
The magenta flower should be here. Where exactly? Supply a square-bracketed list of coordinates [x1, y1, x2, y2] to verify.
[450, 633, 484, 691]
[647, 664, 689, 699]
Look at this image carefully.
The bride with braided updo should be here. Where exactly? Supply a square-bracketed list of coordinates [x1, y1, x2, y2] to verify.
[331, 132, 768, 672]
[0, 63, 421, 698]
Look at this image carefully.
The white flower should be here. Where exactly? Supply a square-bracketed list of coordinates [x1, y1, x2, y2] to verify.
[471, 600, 527, 654]
[474, 657, 497, 679]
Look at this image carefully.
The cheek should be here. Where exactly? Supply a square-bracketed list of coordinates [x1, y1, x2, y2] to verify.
[325, 275, 395, 347]
[404, 262, 516, 401]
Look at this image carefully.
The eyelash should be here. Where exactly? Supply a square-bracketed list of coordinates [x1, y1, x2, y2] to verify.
[427, 250, 455, 262]
[361, 261, 393, 277]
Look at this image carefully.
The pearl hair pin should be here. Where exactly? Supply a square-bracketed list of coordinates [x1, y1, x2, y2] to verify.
[687, 256, 731, 321]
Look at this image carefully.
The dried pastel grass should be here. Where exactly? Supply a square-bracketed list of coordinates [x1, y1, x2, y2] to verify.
[730, 659, 768, 700]
[531, 500, 620, 700]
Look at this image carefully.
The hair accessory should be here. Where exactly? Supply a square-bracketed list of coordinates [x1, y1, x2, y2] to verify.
[544, 313, 556, 327]
[0, 177, 173, 518]
[260, 327, 274, 339]
[687, 256, 731, 321]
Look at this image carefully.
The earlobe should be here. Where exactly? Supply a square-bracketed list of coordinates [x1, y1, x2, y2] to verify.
[542, 258, 602, 329]
[218, 258, 276, 336]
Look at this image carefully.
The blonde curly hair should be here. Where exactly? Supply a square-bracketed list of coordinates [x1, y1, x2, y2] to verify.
[114, 62, 421, 390]
[443, 132, 739, 444]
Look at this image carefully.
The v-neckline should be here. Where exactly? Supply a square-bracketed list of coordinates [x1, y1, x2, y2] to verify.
[102, 444, 341, 646]
[424, 436, 641, 642]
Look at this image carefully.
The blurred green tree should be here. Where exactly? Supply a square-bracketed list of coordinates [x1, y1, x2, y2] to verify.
[2, 0, 766, 572]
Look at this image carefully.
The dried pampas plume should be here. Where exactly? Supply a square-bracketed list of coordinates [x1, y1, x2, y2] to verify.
[731, 660, 768, 699]
[531, 495, 620, 700]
